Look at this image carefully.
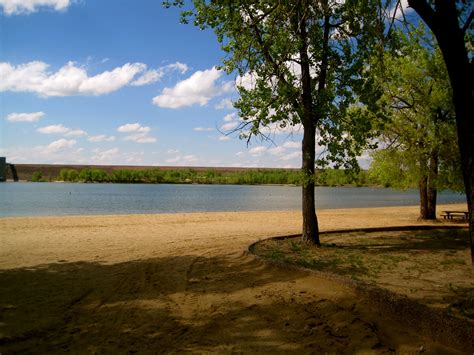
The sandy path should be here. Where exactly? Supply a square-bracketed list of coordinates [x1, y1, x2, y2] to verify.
[0, 204, 469, 353]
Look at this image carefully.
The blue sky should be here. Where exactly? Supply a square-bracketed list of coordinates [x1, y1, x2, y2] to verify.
[0, 0, 309, 168]
[0, 1, 421, 168]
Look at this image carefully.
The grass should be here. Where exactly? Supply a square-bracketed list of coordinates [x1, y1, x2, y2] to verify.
[252, 228, 474, 321]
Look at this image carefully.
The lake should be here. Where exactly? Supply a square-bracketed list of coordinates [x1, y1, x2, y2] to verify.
[0, 182, 465, 217]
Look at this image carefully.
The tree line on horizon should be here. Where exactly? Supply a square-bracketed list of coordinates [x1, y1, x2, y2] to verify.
[29, 166, 464, 191]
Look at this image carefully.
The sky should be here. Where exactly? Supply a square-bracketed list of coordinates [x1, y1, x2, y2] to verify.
[0, 0, 413, 168]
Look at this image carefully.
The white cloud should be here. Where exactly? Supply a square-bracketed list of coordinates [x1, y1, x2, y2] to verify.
[167, 149, 179, 154]
[249, 146, 267, 156]
[218, 136, 231, 141]
[131, 62, 189, 86]
[221, 121, 239, 131]
[6, 111, 44, 122]
[123, 134, 157, 143]
[166, 62, 189, 74]
[37, 123, 87, 137]
[223, 113, 237, 122]
[64, 129, 87, 137]
[193, 127, 214, 132]
[46, 138, 76, 152]
[268, 146, 286, 156]
[236, 151, 244, 156]
[88, 134, 116, 142]
[131, 69, 164, 86]
[0, 61, 147, 97]
[215, 98, 234, 110]
[117, 123, 151, 133]
[117, 123, 155, 143]
[152, 67, 232, 109]
[37, 124, 70, 134]
[280, 151, 301, 161]
[283, 141, 301, 149]
[91, 147, 120, 163]
[0, 0, 72, 15]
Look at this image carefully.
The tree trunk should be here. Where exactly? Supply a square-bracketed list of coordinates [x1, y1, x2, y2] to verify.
[302, 124, 319, 244]
[408, 0, 474, 263]
[298, 3, 320, 245]
[427, 149, 439, 219]
[419, 175, 429, 220]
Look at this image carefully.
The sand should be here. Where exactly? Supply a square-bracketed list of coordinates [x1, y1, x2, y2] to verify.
[0, 203, 470, 353]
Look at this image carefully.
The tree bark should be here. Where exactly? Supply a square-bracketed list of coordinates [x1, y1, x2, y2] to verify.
[298, 3, 320, 245]
[427, 149, 439, 219]
[408, 0, 474, 262]
[419, 175, 429, 220]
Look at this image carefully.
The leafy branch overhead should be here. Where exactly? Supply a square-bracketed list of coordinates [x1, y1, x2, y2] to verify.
[168, 0, 385, 169]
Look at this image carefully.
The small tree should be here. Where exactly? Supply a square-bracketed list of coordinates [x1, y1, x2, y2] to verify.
[403, 0, 474, 260]
[167, 0, 383, 244]
[370, 26, 461, 219]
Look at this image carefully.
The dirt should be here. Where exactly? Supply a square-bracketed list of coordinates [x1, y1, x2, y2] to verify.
[0, 204, 471, 353]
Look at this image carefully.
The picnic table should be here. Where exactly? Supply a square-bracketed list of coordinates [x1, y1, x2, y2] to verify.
[441, 210, 469, 220]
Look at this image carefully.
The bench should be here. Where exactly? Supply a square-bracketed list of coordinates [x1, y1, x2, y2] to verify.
[441, 211, 469, 221]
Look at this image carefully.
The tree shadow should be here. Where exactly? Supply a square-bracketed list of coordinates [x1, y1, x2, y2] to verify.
[335, 229, 469, 253]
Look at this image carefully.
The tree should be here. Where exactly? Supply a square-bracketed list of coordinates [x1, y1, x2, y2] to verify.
[403, 0, 473, 260]
[370, 26, 461, 219]
[167, 0, 383, 244]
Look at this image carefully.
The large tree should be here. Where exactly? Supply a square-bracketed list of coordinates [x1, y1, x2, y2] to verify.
[370, 26, 460, 220]
[167, 0, 383, 244]
[403, 0, 473, 261]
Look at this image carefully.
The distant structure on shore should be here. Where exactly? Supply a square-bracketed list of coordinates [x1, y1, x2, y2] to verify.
[0, 157, 5, 182]
[0, 157, 19, 182]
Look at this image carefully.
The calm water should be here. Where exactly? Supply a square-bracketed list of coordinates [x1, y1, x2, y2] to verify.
[0, 182, 465, 217]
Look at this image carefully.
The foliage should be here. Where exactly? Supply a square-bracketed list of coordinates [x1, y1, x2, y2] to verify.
[53, 167, 385, 187]
[31, 171, 45, 182]
[368, 25, 463, 192]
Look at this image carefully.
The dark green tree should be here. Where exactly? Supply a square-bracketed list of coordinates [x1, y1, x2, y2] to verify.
[370, 26, 461, 219]
[167, 0, 383, 244]
[402, 0, 473, 260]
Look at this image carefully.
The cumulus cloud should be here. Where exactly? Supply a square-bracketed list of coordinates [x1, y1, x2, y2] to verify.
[165, 154, 198, 164]
[152, 67, 233, 108]
[0, 61, 149, 97]
[166, 62, 189, 74]
[268, 146, 286, 156]
[223, 113, 237, 122]
[117, 123, 156, 143]
[37, 124, 88, 137]
[0, 0, 72, 15]
[130, 69, 164, 86]
[6, 111, 44, 122]
[117, 123, 150, 133]
[131, 62, 189, 87]
[280, 151, 301, 161]
[215, 98, 234, 110]
[249, 146, 267, 156]
[37, 124, 70, 134]
[88, 134, 116, 142]
[193, 127, 214, 132]
[64, 129, 87, 137]
[91, 148, 120, 163]
[124, 134, 157, 143]
[283, 141, 301, 149]
[46, 138, 76, 152]
[221, 121, 239, 131]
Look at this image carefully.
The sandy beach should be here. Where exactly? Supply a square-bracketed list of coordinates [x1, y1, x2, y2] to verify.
[0, 204, 470, 353]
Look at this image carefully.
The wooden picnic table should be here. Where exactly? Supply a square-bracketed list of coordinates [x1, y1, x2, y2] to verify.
[441, 210, 469, 220]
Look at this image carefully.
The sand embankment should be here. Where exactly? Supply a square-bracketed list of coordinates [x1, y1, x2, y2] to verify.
[0, 204, 470, 353]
